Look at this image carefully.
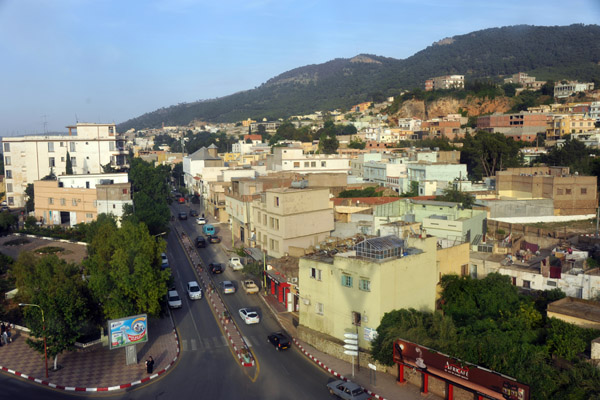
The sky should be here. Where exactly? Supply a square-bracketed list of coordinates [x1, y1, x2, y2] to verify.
[1, 0, 599, 135]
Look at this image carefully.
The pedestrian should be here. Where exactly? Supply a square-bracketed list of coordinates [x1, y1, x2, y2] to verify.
[6, 324, 11, 343]
[0, 323, 4, 346]
[145, 356, 154, 374]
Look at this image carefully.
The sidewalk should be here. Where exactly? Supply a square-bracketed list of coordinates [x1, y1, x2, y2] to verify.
[0, 316, 179, 392]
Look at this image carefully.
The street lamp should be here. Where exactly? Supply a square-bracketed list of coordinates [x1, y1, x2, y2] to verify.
[19, 303, 48, 378]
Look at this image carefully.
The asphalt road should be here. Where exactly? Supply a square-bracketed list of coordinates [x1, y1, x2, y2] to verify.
[1, 201, 336, 399]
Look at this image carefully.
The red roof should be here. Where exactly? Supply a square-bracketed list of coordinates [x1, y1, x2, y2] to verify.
[244, 134, 262, 141]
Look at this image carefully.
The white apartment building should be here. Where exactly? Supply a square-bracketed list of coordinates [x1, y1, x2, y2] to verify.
[266, 147, 350, 174]
[363, 159, 407, 187]
[397, 117, 422, 131]
[2, 123, 127, 207]
[554, 81, 595, 98]
[590, 101, 600, 121]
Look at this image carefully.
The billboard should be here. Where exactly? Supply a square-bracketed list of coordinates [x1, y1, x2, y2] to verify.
[108, 314, 148, 350]
[393, 339, 529, 400]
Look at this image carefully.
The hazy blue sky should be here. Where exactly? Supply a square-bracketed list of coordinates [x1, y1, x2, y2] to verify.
[1, 0, 599, 134]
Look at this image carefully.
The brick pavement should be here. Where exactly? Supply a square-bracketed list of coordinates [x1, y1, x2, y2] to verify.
[0, 316, 179, 391]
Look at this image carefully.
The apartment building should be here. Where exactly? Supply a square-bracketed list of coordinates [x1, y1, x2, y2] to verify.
[554, 81, 595, 98]
[252, 187, 334, 258]
[2, 123, 127, 207]
[34, 173, 131, 226]
[496, 167, 598, 215]
[591, 101, 600, 121]
[477, 113, 551, 137]
[548, 114, 597, 139]
[266, 146, 350, 174]
[420, 118, 464, 140]
[350, 153, 383, 178]
[503, 72, 545, 90]
[424, 75, 464, 91]
[298, 236, 438, 350]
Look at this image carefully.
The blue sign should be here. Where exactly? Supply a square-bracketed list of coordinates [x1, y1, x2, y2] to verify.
[108, 314, 148, 350]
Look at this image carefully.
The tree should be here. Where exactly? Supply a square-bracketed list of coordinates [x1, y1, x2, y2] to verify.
[348, 138, 366, 150]
[400, 181, 419, 197]
[435, 187, 475, 209]
[13, 253, 93, 370]
[65, 152, 73, 175]
[318, 132, 339, 154]
[127, 158, 170, 235]
[461, 131, 524, 179]
[0, 211, 17, 232]
[24, 183, 35, 212]
[539, 138, 597, 175]
[84, 219, 170, 320]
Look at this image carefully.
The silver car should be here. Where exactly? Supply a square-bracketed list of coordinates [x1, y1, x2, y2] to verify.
[187, 281, 202, 300]
[326, 380, 372, 400]
[222, 280, 236, 294]
[167, 290, 182, 309]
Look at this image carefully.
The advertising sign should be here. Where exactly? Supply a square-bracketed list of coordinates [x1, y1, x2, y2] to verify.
[393, 339, 529, 400]
[108, 314, 148, 350]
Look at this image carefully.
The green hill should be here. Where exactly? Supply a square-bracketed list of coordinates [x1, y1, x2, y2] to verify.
[118, 24, 600, 131]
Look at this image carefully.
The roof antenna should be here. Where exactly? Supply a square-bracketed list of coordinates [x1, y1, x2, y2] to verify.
[75, 114, 79, 123]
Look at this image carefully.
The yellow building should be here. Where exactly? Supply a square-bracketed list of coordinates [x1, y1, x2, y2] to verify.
[298, 235, 438, 350]
[548, 114, 596, 138]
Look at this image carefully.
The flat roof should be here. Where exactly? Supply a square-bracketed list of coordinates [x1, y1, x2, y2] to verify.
[548, 297, 600, 323]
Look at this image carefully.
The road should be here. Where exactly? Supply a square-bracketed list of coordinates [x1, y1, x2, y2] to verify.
[1, 201, 335, 399]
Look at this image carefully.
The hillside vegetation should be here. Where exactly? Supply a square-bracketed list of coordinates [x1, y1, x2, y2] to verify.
[118, 24, 600, 131]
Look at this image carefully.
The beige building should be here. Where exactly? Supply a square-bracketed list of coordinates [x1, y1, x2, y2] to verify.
[252, 187, 334, 258]
[34, 173, 132, 226]
[298, 236, 438, 350]
[496, 167, 598, 215]
[2, 123, 128, 208]
[548, 114, 597, 139]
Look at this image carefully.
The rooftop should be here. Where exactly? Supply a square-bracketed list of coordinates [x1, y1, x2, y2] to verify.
[548, 297, 600, 323]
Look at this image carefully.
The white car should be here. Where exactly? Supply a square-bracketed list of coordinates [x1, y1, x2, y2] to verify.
[167, 290, 182, 309]
[222, 280, 236, 294]
[239, 308, 260, 324]
[229, 257, 243, 271]
[196, 217, 206, 225]
[187, 281, 202, 300]
[161, 253, 169, 269]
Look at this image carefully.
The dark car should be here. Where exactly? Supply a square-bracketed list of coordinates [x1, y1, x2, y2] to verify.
[267, 332, 291, 351]
[190, 209, 199, 217]
[195, 236, 206, 248]
[209, 263, 224, 274]
[208, 235, 221, 243]
[326, 380, 372, 400]
[178, 212, 188, 220]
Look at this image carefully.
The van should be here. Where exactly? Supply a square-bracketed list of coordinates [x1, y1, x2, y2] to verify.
[202, 224, 215, 235]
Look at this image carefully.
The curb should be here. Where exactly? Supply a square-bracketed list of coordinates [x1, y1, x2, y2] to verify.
[293, 338, 387, 400]
[0, 327, 180, 392]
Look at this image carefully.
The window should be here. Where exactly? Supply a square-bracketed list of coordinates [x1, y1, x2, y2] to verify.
[269, 238, 279, 252]
[72, 198, 78, 206]
[61, 157, 65, 162]
[269, 217, 274, 228]
[48, 142, 54, 152]
[49, 157, 55, 167]
[109, 126, 114, 134]
[547, 280, 557, 287]
[71, 157, 77, 167]
[274, 196, 279, 207]
[263, 214, 267, 225]
[523, 280, 531, 289]
[70, 142, 76, 152]
[122, 188, 128, 194]
[86, 213, 93, 219]
[7, 197, 13, 206]
[316, 302, 324, 315]
[49, 197, 54, 205]
[321, 161, 326, 167]
[274, 218, 279, 230]
[293, 162, 300, 168]
[109, 142, 115, 151]
[310, 268, 322, 281]
[60, 198, 66, 206]
[581, 188, 587, 195]
[461, 264, 468, 276]
[359, 279, 370, 292]
[257, 211, 261, 221]
[557, 188, 563, 195]
[304, 161, 309, 167]
[311, 161, 316, 167]
[4, 156, 10, 166]
[341, 274, 353, 288]
[4, 170, 11, 179]
[565, 188, 572, 195]
[3, 143, 9, 152]
[6, 183, 12, 192]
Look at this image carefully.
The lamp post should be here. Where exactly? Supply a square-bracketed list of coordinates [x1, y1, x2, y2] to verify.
[19, 303, 48, 378]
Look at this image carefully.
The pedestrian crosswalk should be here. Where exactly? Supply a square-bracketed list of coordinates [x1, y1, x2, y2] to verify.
[180, 335, 266, 352]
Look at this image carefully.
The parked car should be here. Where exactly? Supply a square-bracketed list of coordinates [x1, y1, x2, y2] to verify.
[196, 217, 206, 225]
[186, 281, 202, 300]
[195, 236, 206, 248]
[326, 380, 372, 400]
[228, 257, 243, 271]
[208, 235, 221, 243]
[239, 308, 260, 324]
[161, 253, 169, 269]
[221, 280, 235, 294]
[178, 212, 188, 220]
[167, 289, 182, 309]
[190, 209, 199, 217]
[209, 263, 224, 274]
[267, 332, 290, 351]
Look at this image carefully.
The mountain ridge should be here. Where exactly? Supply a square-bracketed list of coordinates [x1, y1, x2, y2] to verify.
[118, 24, 600, 132]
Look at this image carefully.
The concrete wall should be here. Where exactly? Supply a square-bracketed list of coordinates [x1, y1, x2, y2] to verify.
[485, 199, 555, 218]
